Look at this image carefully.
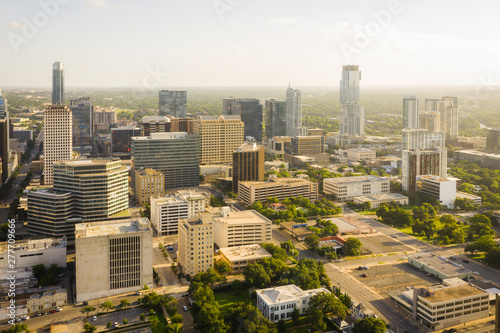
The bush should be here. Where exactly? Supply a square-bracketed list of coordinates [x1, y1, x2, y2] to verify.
[171, 313, 183, 324]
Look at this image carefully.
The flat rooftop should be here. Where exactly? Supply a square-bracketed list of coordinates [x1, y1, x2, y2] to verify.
[326, 217, 360, 232]
[424, 284, 486, 303]
[324, 175, 388, 184]
[257, 284, 329, 305]
[213, 210, 272, 225]
[151, 195, 186, 205]
[354, 193, 409, 202]
[75, 218, 151, 238]
[132, 132, 189, 140]
[417, 175, 453, 182]
[55, 158, 120, 166]
[409, 253, 470, 277]
[235, 143, 263, 152]
[220, 244, 271, 262]
[240, 177, 315, 187]
[456, 191, 481, 200]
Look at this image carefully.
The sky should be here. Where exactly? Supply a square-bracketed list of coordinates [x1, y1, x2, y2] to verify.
[1, 0, 500, 88]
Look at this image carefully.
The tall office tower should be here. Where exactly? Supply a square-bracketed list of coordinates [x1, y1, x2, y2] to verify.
[339, 65, 365, 137]
[75, 218, 153, 302]
[93, 107, 117, 132]
[140, 116, 194, 136]
[402, 148, 447, 192]
[111, 126, 141, 156]
[286, 85, 305, 137]
[437, 96, 459, 138]
[402, 129, 445, 150]
[69, 97, 93, 154]
[193, 115, 244, 164]
[224, 98, 263, 142]
[0, 120, 9, 183]
[403, 96, 419, 129]
[232, 143, 265, 192]
[159, 90, 187, 117]
[222, 97, 235, 115]
[52, 62, 65, 105]
[265, 99, 287, 139]
[419, 111, 441, 132]
[424, 99, 439, 111]
[53, 158, 129, 220]
[43, 105, 72, 185]
[131, 132, 199, 190]
[178, 214, 214, 277]
[486, 128, 500, 153]
[0, 89, 7, 120]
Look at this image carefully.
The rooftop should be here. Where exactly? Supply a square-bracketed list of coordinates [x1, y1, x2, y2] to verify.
[240, 177, 316, 187]
[132, 132, 191, 140]
[257, 284, 330, 305]
[220, 244, 272, 262]
[324, 175, 388, 184]
[141, 116, 170, 123]
[423, 283, 486, 303]
[134, 168, 164, 177]
[75, 218, 151, 238]
[456, 191, 482, 200]
[213, 210, 272, 226]
[409, 253, 470, 277]
[417, 175, 453, 183]
[151, 195, 186, 205]
[354, 193, 409, 202]
[235, 143, 264, 152]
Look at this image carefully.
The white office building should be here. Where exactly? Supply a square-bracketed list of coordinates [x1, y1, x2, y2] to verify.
[417, 175, 456, 209]
[323, 176, 389, 200]
[402, 129, 445, 150]
[150, 195, 188, 236]
[43, 105, 72, 184]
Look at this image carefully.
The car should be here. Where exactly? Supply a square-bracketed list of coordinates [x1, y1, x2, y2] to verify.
[93, 316, 97, 322]
[21, 315, 29, 320]
[392, 234, 398, 238]
[50, 310, 56, 314]
[462, 259, 470, 263]
[36, 313, 42, 317]
[135, 291, 141, 295]
[449, 256, 457, 260]
[83, 301, 89, 306]
[42, 312, 47, 315]
[58, 273, 64, 277]
[361, 273, 368, 278]
[114, 322, 119, 328]
[363, 265, 369, 270]
[55, 307, 62, 312]
[401, 256, 407, 260]
[168, 248, 175, 253]
[357, 266, 364, 270]
[183, 306, 188, 311]
[449, 329, 457, 333]
[473, 271, 480, 276]
[15, 318, 21, 322]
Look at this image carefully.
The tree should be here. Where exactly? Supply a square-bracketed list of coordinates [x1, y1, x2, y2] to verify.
[292, 307, 300, 326]
[83, 323, 97, 333]
[171, 313, 183, 324]
[258, 257, 288, 280]
[192, 283, 216, 308]
[100, 300, 114, 313]
[123, 318, 128, 325]
[165, 323, 183, 333]
[352, 317, 386, 333]
[360, 201, 371, 211]
[343, 238, 362, 256]
[260, 243, 288, 261]
[306, 292, 347, 331]
[140, 313, 146, 321]
[214, 259, 231, 276]
[468, 214, 494, 240]
[1, 324, 29, 333]
[305, 234, 319, 250]
[195, 302, 228, 333]
[224, 302, 276, 333]
[120, 299, 130, 308]
[81, 306, 96, 317]
[243, 263, 270, 288]
[282, 259, 329, 290]
[465, 235, 497, 253]
[277, 319, 286, 333]
[485, 247, 500, 269]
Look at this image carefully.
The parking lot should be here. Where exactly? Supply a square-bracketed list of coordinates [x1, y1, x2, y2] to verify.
[352, 234, 414, 255]
[350, 263, 440, 294]
[93, 307, 143, 331]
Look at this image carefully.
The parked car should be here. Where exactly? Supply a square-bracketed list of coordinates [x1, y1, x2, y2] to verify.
[462, 259, 470, 263]
[357, 266, 364, 270]
[392, 234, 398, 238]
[55, 307, 62, 312]
[473, 271, 480, 276]
[83, 301, 89, 306]
[401, 256, 407, 260]
[361, 273, 368, 278]
[183, 306, 188, 311]
[93, 316, 97, 322]
[114, 322, 119, 328]
[363, 265, 370, 270]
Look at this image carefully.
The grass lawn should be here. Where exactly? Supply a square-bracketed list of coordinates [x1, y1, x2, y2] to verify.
[214, 289, 253, 313]
[393, 220, 469, 246]
[466, 253, 486, 263]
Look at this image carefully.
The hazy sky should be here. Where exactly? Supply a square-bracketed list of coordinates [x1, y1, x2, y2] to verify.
[1, 0, 500, 88]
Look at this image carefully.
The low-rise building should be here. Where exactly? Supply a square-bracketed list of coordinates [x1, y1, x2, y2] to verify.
[0, 238, 67, 270]
[268, 136, 291, 156]
[416, 175, 456, 209]
[27, 289, 67, 313]
[346, 148, 376, 162]
[353, 193, 409, 209]
[212, 208, 272, 248]
[219, 244, 272, 274]
[133, 168, 165, 205]
[178, 214, 214, 277]
[238, 176, 318, 207]
[456, 191, 482, 206]
[323, 176, 389, 200]
[256, 284, 330, 322]
[408, 253, 472, 280]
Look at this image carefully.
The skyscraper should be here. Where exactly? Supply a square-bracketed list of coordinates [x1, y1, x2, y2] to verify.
[0, 89, 7, 120]
[232, 144, 265, 192]
[403, 96, 419, 129]
[69, 97, 93, 154]
[52, 62, 65, 105]
[419, 111, 440, 132]
[437, 96, 459, 138]
[43, 105, 72, 185]
[286, 85, 305, 137]
[339, 65, 364, 137]
[0, 90, 9, 183]
[402, 129, 444, 150]
[225, 98, 263, 142]
[222, 97, 235, 115]
[159, 90, 187, 117]
[265, 99, 287, 139]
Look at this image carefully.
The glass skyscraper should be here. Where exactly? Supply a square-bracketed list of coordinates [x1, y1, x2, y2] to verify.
[224, 98, 263, 142]
[159, 90, 187, 117]
[265, 99, 286, 139]
[403, 96, 419, 129]
[69, 97, 93, 154]
[286, 85, 304, 137]
[52, 62, 65, 105]
[339, 65, 365, 137]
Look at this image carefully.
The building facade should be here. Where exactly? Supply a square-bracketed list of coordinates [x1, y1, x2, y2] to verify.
[52, 62, 64, 105]
[437, 96, 459, 139]
[0, 238, 67, 270]
[232, 144, 265, 192]
[402, 129, 445, 150]
[219, 244, 272, 274]
[286, 85, 305, 137]
[150, 195, 188, 236]
[265, 99, 287, 139]
[402, 148, 447, 192]
[403, 95, 419, 129]
[290, 136, 325, 156]
[224, 98, 263, 142]
[43, 105, 72, 185]
[486, 128, 500, 153]
[27, 289, 67, 314]
[133, 168, 165, 205]
[323, 176, 389, 200]
[69, 97, 93, 154]
[339, 65, 364, 137]
[75, 218, 153, 302]
[417, 175, 456, 209]
[111, 127, 141, 155]
[177, 215, 214, 277]
[140, 116, 193, 136]
[346, 148, 376, 162]
[159, 90, 187, 117]
[419, 111, 441, 132]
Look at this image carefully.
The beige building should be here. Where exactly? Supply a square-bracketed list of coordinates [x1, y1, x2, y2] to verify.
[219, 244, 271, 274]
[353, 193, 409, 208]
[419, 111, 441, 132]
[410, 278, 488, 331]
[408, 253, 472, 280]
[75, 218, 153, 303]
[43, 105, 72, 185]
[290, 135, 324, 156]
[193, 115, 244, 164]
[178, 214, 214, 277]
[212, 208, 272, 248]
[133, 168, 165, 205]
[238, 176, 318, 207]
[346, 148, 376, 162]
[268, 136, 291, 156]
[307, 128, 323, 136]
[233, 143, 265, 192]
[323, 175, 389, 200]
[27, 289, 67, 314]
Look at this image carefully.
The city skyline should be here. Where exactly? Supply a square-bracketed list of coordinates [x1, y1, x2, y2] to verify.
[1, 0, 500, 87]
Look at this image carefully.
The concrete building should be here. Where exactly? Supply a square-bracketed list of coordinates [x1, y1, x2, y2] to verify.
[150, 195, 188, 236]
[193, 115, 244, 164]
[219, 244, 272, 274]
[437, 96, 459, 139]
[265, 99, 287, 139]
[27, 289, 67, 314]
[131, 132, 199, 190]
[212, 208, 272, 248]
[0, 120, 8, 184]
[456, 191, 482, 206]
[353, 193, 409, 208]
[417, 175, 457, 209]
[13, 129, 34, 141]
[346, 148, 376, 162]
[75, 218, 153, 303]
[0, 238, 67, 270]
[200, 165, 232, 183]
[93, 107, 117, 130]
[43, 105, 72, 185]
[232, 143, 265, 192]
[52, 62, 64, 105]
[419, 111, 441, 132]
[159, 90, 187, 117]
[290, 136, 324, 156]
[486, 128, 500, 153]
[256, 284, 330, 322]
[323, 176, 389, 200]
[177, 188, 211, 218]
[402, 148, 447, 192]
[307, 128, 323, 136]
[238, 176, 318, 207]
[408, 253, 472, 280]
[339, 65, 364, 137]
[140, 116, 193, 136]
[402, 129, 445, 150]
[286, 85, 305, 137]
[133, 168, 165, 205]
[69, 97, 93, 154]
[224, 98, 263, 142]
[177, 214, 213, 277]
[410, 278, 488, 331]
[403, 95, 419, 129]
[268, 136, 291, 156]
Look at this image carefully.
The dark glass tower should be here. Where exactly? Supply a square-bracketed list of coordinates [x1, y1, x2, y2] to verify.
[52, 62, 65, 105]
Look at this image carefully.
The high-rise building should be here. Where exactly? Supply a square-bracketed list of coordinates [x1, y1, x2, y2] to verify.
[424, 98, 439, 111]
[53, 158, 129, 220]
[232, 144, 265, 192]
[486, 128, 500, 153]
[224, 98, 263, 142]
[222, 97, 235, 115]
[0, 89, 7, 120]
[159, 90, 187, 117]
[52, 62, 65, 105]
[75, 218, 153, 302]
[133, 168, 165, 205]
[339, 65, 364, 137]
[140, 116, 193, 136]
[0, 90, 9, 183]
[111, 126, 141, 155]
[265, 99, 287, 139]
[402, 148, 447, 192]
[93, 107, 117, 132]
[178, 214, 214, 277]
[150, 195, 188, 236]
[69, 97, 93, 154]
[402, 129, 445, 150]
[286, 85, 305, 137]
[290, 136, 325, 156]
[437, 96, 459, 138]
[193, 115, 244, 164]
[403, 96, 419, 129]
[419, 111, 440, 132]
[131, 132, 199, 190]
[43, 105, 72, 185]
